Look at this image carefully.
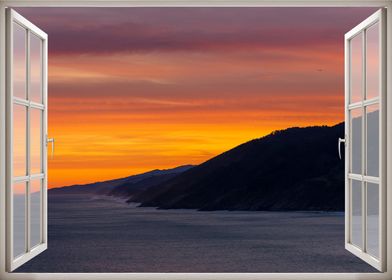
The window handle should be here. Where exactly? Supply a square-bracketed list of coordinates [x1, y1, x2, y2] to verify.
[338, 137, 346, 160]
[47, 138, 55, 158]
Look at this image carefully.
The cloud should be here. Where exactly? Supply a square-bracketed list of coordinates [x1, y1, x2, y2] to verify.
[16, 7, 377, 55]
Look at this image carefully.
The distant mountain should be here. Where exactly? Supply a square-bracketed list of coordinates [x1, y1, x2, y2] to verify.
[108, 165, 194, 198]
[49, 165, 194, 196]
[131, 123, 345, 211]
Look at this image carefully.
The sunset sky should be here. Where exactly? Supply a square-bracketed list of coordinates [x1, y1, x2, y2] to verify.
[16, 7, 377, 188]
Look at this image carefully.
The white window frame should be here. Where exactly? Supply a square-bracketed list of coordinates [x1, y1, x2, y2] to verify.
[6, 9, 48, 272]
[0, 1, 391, 280]
[344, 9, 386, 271]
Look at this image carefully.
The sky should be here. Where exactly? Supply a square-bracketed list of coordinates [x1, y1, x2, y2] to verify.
[16, 7, 377, 188]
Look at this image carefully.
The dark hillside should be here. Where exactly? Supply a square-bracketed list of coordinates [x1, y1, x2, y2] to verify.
[133, 123, 345, 211]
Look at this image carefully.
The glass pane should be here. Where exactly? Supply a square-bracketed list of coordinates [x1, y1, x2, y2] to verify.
[350, 108, 362, 174]
[351, 180, 362, 248]
[30, 34, 42, 103]
[13, 182, 26, 258]
[366, 23, 380, 100]
[31, 179, 41, 248]
[13, 23, 26, 100]
[367, 182, 379, 258]
[366, 104, 379, 177]
[31, 109, 42, 174]
[350, 33, 363, 104]
[13, 104, 26, 177]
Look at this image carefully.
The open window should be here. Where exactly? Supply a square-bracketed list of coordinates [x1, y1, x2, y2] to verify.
[6, 9, 48, 271]
[344, 9, 386, 271]
[0, 4, 389, 278]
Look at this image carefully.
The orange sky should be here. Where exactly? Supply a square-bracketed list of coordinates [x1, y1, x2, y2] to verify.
[17, 7, 377, 188]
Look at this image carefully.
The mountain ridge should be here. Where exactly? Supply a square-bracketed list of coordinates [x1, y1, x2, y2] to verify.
[131, 123, 345, 211]
[50, 123, 345, 212]
[49, 165, 194, 195]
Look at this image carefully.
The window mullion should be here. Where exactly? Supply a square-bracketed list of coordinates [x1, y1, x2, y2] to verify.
[25, 29, 30, 253]
[361, 29, 367, 253]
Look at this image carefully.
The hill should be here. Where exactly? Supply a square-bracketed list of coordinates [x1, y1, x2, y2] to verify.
[49, 165, 194, 196]
[131, 123, 345, 211]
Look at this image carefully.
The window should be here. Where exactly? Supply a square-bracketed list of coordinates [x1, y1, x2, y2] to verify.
[5, 9, 48, 271]
[0, 1, 390, 280]
[344, 10, 386, 271]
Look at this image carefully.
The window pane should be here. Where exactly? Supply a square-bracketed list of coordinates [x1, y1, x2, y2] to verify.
[350, 108, 362, 174]
[13, 23, 26, 100]
[351, 180, 362, 248]
[350, 33, 363, 104]
[31, 109, 42, 174]
[367, 182, 379, 258]
[366, 23, 380, 100]
[13, 104, 26, 177]
[13, 182, 26, 259]
[366, 104, 379, 177]
[30, 34, 42, 104]
[31, 179, 41, 248]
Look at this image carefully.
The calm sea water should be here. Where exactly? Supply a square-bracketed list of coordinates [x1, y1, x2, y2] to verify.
[16, 194, 376, 272]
